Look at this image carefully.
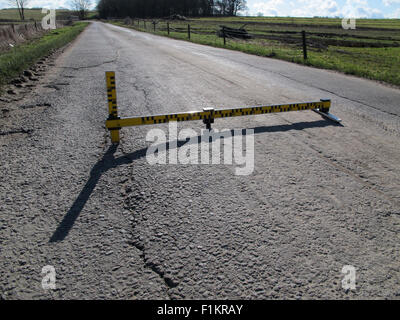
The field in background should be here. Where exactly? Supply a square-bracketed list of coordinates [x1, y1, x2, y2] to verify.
[200, 16, 400, 29]
[0, 8, 98, 23]
[112, 16, 400, 86]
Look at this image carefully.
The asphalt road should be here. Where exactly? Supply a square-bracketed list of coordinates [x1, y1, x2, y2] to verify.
[1, 21, 400, 299]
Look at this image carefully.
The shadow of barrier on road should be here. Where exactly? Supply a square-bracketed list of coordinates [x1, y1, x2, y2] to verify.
[49, 119, 342, 242]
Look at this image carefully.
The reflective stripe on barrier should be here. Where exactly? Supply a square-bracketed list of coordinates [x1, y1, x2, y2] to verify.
[104, 71, 341, 144]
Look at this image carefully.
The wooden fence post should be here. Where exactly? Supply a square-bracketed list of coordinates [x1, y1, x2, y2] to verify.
[167, 22, 170, 35]
[302, 30, 308, 60]
[223, 27, 226, 45]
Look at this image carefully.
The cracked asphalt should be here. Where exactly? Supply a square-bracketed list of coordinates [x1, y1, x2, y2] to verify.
[1, 22, 400, 299]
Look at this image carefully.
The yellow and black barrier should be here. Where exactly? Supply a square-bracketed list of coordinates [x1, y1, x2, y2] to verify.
[105, 71, 341, 143]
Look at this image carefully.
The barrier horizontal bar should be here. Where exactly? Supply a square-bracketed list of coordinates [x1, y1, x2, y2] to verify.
[106, 100, 331, 129]
[104, 72, 341, 144]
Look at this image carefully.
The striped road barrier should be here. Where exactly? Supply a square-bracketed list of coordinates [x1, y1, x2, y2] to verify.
[105, 71, 341, 143]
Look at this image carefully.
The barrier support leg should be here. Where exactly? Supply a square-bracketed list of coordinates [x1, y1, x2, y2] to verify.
[106, 71, 121, 143]
[203, 107, 215, 130]
[109, 128, 120, 143]
[313, 99, 342, 123]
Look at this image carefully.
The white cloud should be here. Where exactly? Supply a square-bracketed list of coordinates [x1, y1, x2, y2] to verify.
[340, 0, 384, 18]
[253, 0, 341, 17]
[28, 0, 71, 9]
[292, 0, 339, 17]
[382, 0, 400, 6]
[253, 0, 286, 17]
[251, 0, 389, 18]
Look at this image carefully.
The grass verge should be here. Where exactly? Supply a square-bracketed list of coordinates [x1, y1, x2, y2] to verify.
[0, 22, 88, 91]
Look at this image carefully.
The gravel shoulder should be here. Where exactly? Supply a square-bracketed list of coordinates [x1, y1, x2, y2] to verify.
[0, 22, 399, 299]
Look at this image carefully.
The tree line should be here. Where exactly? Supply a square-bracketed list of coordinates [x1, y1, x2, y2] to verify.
[97, 0, 247, 19]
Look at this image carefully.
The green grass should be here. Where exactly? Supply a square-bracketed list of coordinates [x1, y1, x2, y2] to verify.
[0, 22, 88, 89]
[110, 17, 400, 86]
[307, 46, 400, 85]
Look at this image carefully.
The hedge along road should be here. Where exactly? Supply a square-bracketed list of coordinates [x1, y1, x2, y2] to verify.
[0, 21, 400, 299]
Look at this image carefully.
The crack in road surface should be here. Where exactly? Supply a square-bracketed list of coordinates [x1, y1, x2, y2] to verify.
[0, 128, 33, 136]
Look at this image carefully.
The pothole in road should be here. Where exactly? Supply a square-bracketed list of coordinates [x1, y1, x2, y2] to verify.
[43, 83, 69, 91]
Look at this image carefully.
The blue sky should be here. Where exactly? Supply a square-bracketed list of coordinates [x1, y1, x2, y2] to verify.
[246, 0, 400, 18]
[0, 0, 399, 18]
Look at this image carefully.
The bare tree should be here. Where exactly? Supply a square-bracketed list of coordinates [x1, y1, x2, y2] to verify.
[7, 0, 29, 21]
[70, 0, 92, 20]
[215, 0, 228, 15]
[229, 0, 247, 16]
[215, 0, 247, 16]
